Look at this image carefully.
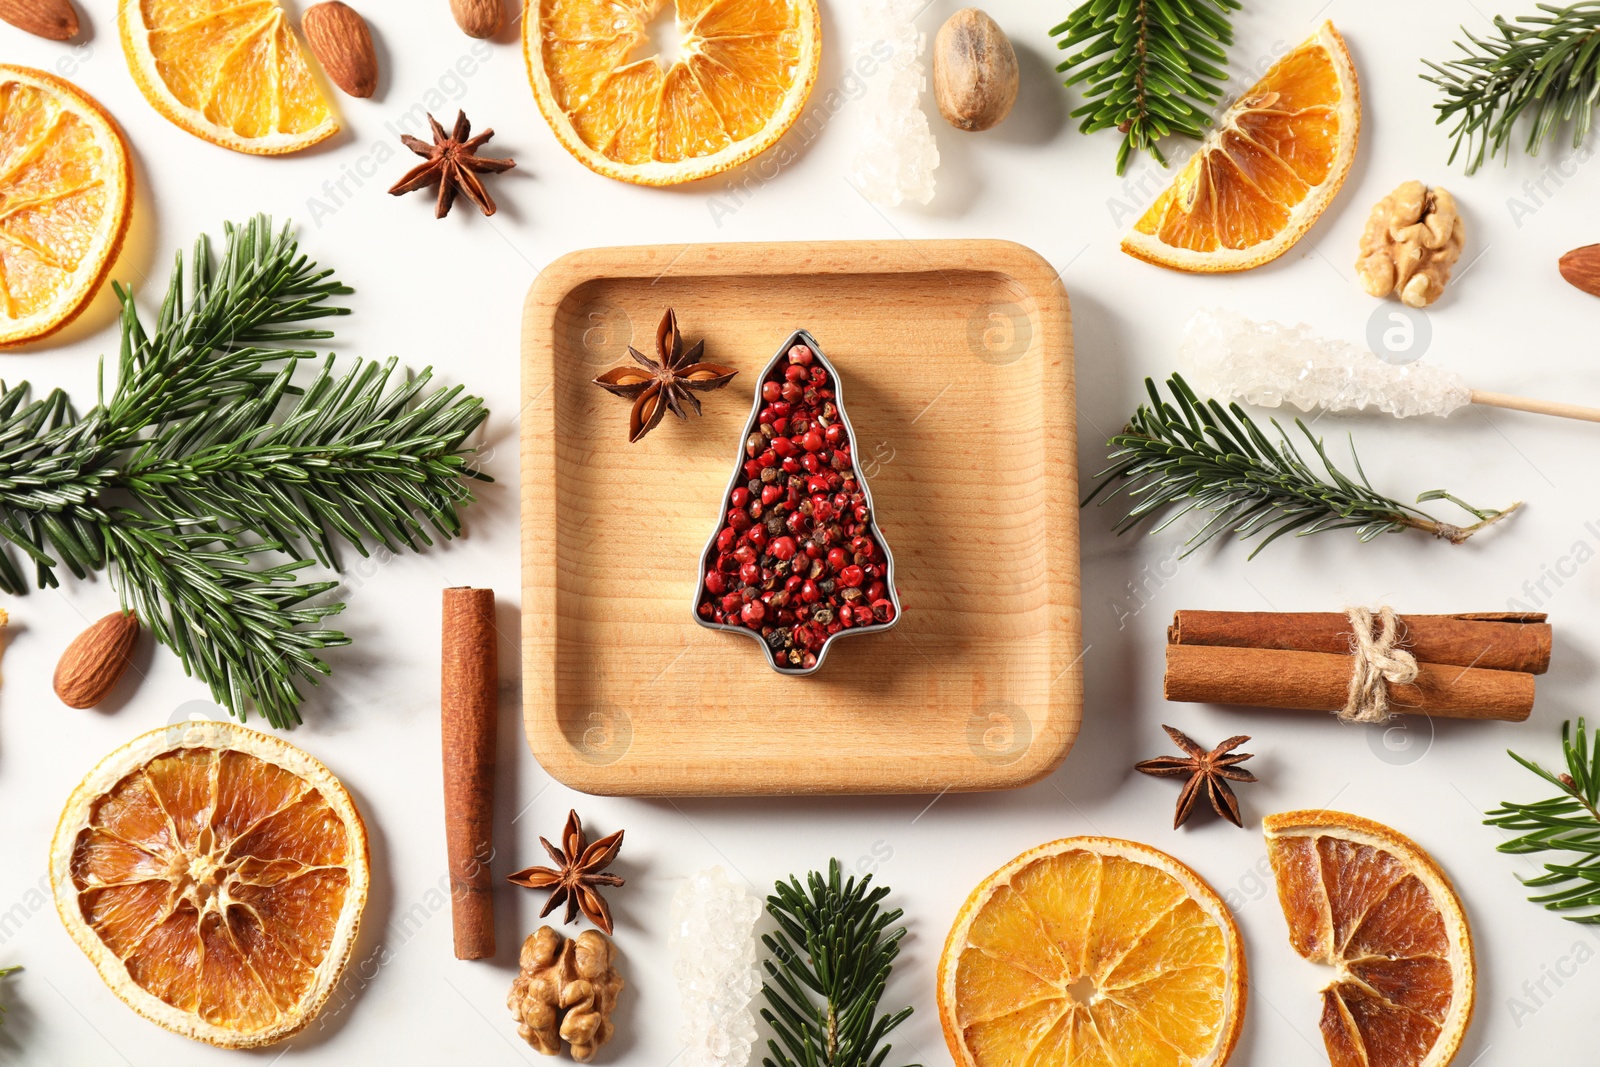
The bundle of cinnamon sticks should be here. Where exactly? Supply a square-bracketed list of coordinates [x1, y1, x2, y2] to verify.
[1164, 610, 1551, 722]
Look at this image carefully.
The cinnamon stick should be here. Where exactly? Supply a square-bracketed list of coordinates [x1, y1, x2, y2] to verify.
[1169, 610, 1551, 674]
[1165, 644, 1534, 722]
[442, 587, 498, 960]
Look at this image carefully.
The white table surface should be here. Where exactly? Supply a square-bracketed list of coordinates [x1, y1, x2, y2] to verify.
[3, 0, 1597, 1062]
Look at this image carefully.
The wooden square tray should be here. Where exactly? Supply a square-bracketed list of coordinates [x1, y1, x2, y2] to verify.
[521, 240, 1080, 796]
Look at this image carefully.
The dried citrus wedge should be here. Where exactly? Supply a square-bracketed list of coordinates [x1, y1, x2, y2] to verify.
[0, 66, 132, 349]
[524, 0, 822, 185]
[1122, 21, 1360, 272]
[119, 0, 338, 155]
[938, 837, 1245, 1067]
[51, 722, 368, 1049]
[1264, 810, 1475, 1067]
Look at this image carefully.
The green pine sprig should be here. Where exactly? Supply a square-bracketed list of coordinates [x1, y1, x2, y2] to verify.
[1487, 719, 1600, 922]
[1423, 2, 1600, 174]
[1050, 0, 1241, 174]
[1083, 375, 1520, 558]
[760, 860, 916, 1067]
[0, 216, 490, 728]
[0, 965, 17, 1026]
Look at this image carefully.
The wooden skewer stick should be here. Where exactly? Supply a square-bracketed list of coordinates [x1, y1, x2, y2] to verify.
[1471, 389, 1600, 424]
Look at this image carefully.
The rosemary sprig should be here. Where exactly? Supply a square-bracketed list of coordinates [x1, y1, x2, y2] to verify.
[760, 860, 916, 1067]
[1050, 0, 1240, 174]
[1487, 719, 1600, 922]
[0, 216, 490, 727]
[1423, 2, 1600, 173]
[1083, 375, 1520, 558]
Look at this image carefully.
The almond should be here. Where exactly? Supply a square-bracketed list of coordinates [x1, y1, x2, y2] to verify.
[1559, 244, 1600, 298]
[303, 1, 378, 99]
[0, 0, 79, 40]
[54, 611, 140, 709]
[450, 0, 503, 39]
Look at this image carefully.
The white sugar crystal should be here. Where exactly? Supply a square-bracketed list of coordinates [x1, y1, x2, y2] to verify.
[1180, 308, 1473, 419]
[849, 0, 939, 206]
[669, 867, 763, 1067]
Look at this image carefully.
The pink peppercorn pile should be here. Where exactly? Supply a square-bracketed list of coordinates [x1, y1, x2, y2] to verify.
[698, 342, 896, 670]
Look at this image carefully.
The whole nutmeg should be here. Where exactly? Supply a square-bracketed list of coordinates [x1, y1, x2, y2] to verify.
[303, 1, 379, 98]
[54, 611, 140, 709]
[933, 8, 1019, 132]
[450, 0, 503, 39]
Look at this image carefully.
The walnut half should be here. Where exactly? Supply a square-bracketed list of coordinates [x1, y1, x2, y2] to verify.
[1355, 180, 1465, 308]
[509, 927, 624, 1061]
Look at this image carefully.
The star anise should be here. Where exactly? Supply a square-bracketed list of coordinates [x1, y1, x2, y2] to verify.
[507, 810, 625, 934]
[592, 308, 737, 442]
[388, 110, 516, 219]
[1135, 726, 1258, 829]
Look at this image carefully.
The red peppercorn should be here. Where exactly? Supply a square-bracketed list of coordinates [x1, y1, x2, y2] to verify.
[747, 525, 769, 548]
[785, 575, 803, 593]
[800, 579, 821, 603]
[871, 600, 894, 623]
[866, 581, 887, 603]
[773, 437, 797, 458]
[810, 366, 827, 386]
[731, 487, 750, 508]
[733, 543, 756, 565]
[769, 536, 797, 561]
[800, 429, 824, 453]
[839, 565, 864, 588]
[705, 571, 727, 595]
[789, 344, 813, 366]
[784, 363, 808, 383]
[824, 424, 845, 447]
[762, 381, 782, 402]
[826, 547, 847, 571]
[782, 381, 803, 402]
[804, 540, 822, 560]
[720, 592, 742, 614]
[741, 600, 765, 627]
[744, 460, 760, 479]
[728, 509, 751, 531]
[717, 528, 737, 553]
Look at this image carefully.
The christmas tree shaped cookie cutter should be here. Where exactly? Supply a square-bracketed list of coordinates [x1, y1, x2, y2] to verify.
[693, 330, 902, 675]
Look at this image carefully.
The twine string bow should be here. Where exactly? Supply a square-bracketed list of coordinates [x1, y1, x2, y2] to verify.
[1341, 606, 1418, 724]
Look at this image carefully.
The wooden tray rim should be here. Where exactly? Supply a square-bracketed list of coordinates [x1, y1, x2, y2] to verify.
[520, 239, 1081, 796]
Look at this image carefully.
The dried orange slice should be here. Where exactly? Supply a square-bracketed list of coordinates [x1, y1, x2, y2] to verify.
[0, 66, 132, 349]
[524, 0, 821, 185]
[119, 0, 338, 155]
[51, 722, 368, 1048]
[1264, 810, 1475, 1067]
[1122, 21, 1360, 272]
[938, 837, 1245, 1067]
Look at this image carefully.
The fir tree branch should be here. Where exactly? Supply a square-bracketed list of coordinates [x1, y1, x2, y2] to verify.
[1423, 2, 1600, 173]
[761, 860, 916, 1067]
[1051, 0, 1240, 173]
[1083, 375, 1520, 558]
[0, 216, 489, 728]
[1486, 719, 1600, 922]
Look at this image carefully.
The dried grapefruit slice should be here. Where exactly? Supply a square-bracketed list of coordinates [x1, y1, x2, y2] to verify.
[525, 0, 821, 185]
[119, 0, 338, 155]
[0, 65, 132, 349]
[938, 837, 1245, 1067]
[1122, 22, 1359, 272]
[1264, 810, 1475, 1067]
[51, 722, 368, 1048]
